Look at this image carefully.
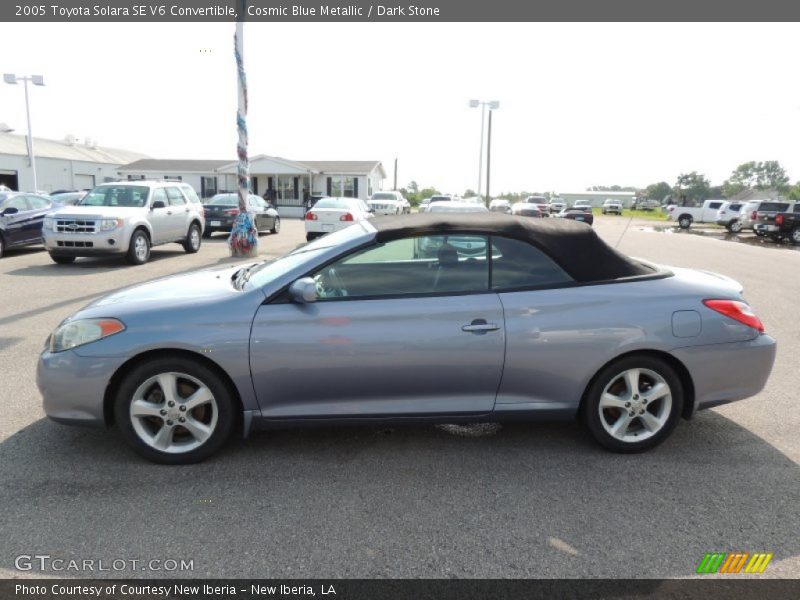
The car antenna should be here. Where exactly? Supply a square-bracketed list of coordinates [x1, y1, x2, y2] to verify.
[614, 213, 635, 249]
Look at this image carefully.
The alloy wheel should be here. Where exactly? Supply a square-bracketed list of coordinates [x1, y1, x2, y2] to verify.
[134, 235, 148, 261]
[129, 372, 218, 454]
[597, 368, 672, 443]
[190, 227, 200, 250]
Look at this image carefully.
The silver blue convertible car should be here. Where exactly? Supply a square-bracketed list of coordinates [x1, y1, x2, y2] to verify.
[38, 214, 776, 463]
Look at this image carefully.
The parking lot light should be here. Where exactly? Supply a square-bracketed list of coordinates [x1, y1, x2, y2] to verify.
[4, 73, 45, 192]
[469, 99, 500, 206]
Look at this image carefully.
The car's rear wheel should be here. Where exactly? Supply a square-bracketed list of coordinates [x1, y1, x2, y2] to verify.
[126, 229, 150, 265]
[678, 215, 692, 229]
[583, 355, 683, 453]
[791, 226, 800, 245]
[271, 217, 280, 234]
[183, 222, 202, 253]
[114, 358, 236, 464]
[50, 254, 76, 264]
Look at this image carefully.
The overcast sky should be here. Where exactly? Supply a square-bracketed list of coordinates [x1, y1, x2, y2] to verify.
[2, 22, 800, 195]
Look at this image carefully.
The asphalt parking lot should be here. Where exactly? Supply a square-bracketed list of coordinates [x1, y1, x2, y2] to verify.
[1, 216, 798, 579]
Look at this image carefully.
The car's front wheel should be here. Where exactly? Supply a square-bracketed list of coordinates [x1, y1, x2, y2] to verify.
[727, 219, 743, 233]
[114, 357, 236, 464]
[583, 355, 683, 453]
[271, 217, 280, 234]
[126, 229, 151, 265]
[183, 222, 202, 253]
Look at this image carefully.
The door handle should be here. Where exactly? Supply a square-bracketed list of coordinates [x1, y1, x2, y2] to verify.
[462, 319, 500, 333]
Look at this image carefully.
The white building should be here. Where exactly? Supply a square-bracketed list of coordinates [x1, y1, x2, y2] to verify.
[119, 156, 386, 217]
[0, 131, 146, 192]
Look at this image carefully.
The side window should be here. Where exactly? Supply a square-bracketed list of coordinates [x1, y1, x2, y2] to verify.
[730, 204, 741, 212]
[313, 235, 489, 299]
[165, 187, 186, 206]
[794, 204, 800, 214]
[490, 237, 573, 290]
[7, 196, 30, 211]
[182, 185, 201, 205]
[27, 195, 51, 210]
[708, 202, 722, 210]
[152, 188, 168, 206]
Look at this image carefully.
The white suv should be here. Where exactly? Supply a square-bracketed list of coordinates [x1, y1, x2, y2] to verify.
[43, 181, 206, 265]
[368, 191, 410, 215]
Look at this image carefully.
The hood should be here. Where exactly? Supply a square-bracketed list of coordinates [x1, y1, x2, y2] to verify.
[79, 264, 262, 315]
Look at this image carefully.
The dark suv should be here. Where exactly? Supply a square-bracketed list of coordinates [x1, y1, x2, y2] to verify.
[0, 192, 58, 258]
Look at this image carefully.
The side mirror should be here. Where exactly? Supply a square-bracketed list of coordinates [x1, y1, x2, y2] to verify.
[289, 277, 317, 304]
[151, 200, 166, 209]
[2, 206, 19, 215]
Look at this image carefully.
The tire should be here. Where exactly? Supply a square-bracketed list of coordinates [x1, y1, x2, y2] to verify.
[50, 254, 76, 265]
[582, 355, 683, 453]
[790, 226, 800, 245]
[271, 217, 280, 234]
[678, 215, 692, 229]
[113, 357, 236, 464]
[126, 229, 151, 265]
[727, 219, 743, 233]
[183, 222, 202, 254]
[306, 232, 318, 242]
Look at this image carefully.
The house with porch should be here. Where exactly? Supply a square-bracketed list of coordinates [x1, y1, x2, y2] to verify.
[118, 156, 386, 218]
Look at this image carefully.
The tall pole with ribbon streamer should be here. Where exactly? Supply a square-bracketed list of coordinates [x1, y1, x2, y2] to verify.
[229, 1, 258, 257]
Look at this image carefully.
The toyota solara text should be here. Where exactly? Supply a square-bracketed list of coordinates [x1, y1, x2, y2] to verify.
[37, 214, 776, 463]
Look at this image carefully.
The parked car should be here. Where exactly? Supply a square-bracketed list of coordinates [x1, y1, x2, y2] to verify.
[714, 201, 744, 233]
[557, 207, 594, 225]
[548, 199, 566, 214]
[0, 192, 60, 258]
[50, 191, 87, 206]
[511, 202, 543, 218]
[368, 191, 410, 215]
[304, 196, 373, 241]
[417, 197, 432, 213]
[753, 201, 794, 239]
[42, 181, 206, 265]
[38, 213, 776, 463]
[634, 199, 661, 211]
[203, 193, 280, 238]
[572, 200, 593, 210]
[489, 199, 511, 213]
[772, 204, 800, 244]
[666, 199, 726, 229]
[428, 201, 489, 214]
[523, 196, 551, 217]
[602, 199, 623, 215]
[738, 200, 763, 233]
[421, 195, 453, 213]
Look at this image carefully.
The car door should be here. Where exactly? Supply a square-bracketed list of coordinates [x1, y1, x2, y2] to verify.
[23, 194, 53, 242]
[250, 234, 505, 418]
[165, 186, 190, 240]
[148, 187, 171, 244]
[2, 195, 32, 245]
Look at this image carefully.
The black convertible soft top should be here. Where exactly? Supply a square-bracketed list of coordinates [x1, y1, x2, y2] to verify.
[370, 213, 651, 283]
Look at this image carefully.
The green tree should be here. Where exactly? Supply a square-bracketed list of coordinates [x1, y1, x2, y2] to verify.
[645, 181, 672, 202]
[757, 160, 790, 190]
[723, 160, 790, 196]
[406, 181, 419, 195]
[463, 188, 477, 198]
[674, 172, 711, 205]
[787, 181, 800, 201]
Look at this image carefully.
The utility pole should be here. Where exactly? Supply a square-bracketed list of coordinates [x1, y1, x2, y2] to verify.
[485, 109, 493, 204]
[393, 158, 398, 190]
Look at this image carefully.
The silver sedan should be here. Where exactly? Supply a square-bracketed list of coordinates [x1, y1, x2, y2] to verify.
[38, 214, 776, 463]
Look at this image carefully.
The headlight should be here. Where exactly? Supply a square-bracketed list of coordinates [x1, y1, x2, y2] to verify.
[99, 218, 124, 231]
[43, 217, 56, 232]
[49, 318, 126, 353]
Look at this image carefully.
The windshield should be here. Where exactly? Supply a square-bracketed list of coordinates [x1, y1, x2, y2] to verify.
[430, 196, 450, 203]
[209, 194, 239, 206]
[79, 186, 149, 208]
[245, 222, 371, 289]
[314, 198, 356, 209]
[371, 193, 396, 200]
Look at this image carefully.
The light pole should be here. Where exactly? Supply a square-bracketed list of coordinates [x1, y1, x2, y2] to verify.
[4, 74, 45, 192]
[468, 99, 499, 205]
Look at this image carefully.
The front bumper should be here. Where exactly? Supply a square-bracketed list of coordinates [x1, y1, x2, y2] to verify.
[671, 334, 776, 414]
[37, 349, 127, 426]
[43, 230, 127, 255]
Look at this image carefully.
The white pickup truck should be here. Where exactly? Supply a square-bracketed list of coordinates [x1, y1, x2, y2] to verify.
[666, 199, 726, 229]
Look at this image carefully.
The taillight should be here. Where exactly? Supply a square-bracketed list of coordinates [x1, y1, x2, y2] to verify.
[776, 214, 784, 226]
[224, 208, 239, 216]
[703, 299, 764, 333]
[339, 212, 354, 222]
[305, 211, 317, 221]
[751, 210, 757, 220]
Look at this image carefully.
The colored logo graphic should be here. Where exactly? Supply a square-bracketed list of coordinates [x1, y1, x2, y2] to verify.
[696, 552, 773, 574]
